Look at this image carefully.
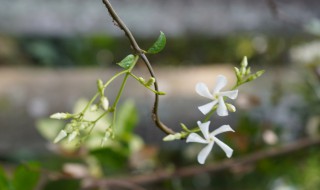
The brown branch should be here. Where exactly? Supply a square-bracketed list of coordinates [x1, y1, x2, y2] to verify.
[101, 0, 175, 135]
[85, 137, 320, 186]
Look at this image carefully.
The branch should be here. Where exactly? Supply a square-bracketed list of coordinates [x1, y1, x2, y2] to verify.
[101, 0, 175, 135]
[84, 137, 320, 186]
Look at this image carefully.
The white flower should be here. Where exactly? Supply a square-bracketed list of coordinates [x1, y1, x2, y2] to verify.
[186, 121, 234, 164]
[195, 75, 238, 116]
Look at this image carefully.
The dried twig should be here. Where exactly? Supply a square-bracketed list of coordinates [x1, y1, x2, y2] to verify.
[84, 137, 320, 187]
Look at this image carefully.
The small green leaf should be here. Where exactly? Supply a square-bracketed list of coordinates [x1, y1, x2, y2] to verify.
[0, 166, 11, 190]
[117, 54, 135, 69]
[147, 31, 166, 54]
[12, 163, 41, 190]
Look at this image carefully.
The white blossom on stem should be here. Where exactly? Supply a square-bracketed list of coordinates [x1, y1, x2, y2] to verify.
[195, 75, 238, 116]
[186, 121, 234, 164]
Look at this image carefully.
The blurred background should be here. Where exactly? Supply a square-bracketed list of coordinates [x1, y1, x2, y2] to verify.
[0, 0, 319, 189]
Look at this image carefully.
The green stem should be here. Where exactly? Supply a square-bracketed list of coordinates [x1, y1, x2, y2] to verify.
[129, 73, 163, 95]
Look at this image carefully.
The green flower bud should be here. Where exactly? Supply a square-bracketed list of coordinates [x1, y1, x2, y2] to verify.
[234, 67, 241, 79]
[146, 77, 156, 86]
[97, 79, 104, 94]
[255, 70, 265, 78]
[138, 77, 145, 84]
[245, 67, 251, 75]
[226, 103, 236, 113]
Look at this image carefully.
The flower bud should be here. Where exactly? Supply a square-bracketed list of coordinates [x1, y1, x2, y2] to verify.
[241, 56, 248, 68]
[68, 131, 78, 142]
[226, 103, 236, 113]
[100, 97, 109, 111]
[97, 79, 104, 94]
[65, 124, 73, 133]
[50, 112, 70, 120]
[163, 134, 175, 141]
[54, 130, 67, 143]
[90, 104, 98, 112]
[234, 67, 241, 79]
[163, 133, 181, 141]
[138, 77, 145, 84]
[101, 131, 111, 147]
[255, 70, 265, 78]
[245, 67, 251, 75]
[146, 77, 156, 86]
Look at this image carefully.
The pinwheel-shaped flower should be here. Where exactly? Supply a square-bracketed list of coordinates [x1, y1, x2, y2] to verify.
[196, 75, 238, 116]
[186, 121, 234, 164]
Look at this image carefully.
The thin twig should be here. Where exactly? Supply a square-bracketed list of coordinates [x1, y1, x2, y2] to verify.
[86, 137, 320, 185]
[101, 0, 175, 135]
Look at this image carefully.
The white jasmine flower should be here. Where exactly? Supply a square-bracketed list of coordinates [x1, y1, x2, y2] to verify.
[186, 121, 234, 164]
[195, 75, 238, 116]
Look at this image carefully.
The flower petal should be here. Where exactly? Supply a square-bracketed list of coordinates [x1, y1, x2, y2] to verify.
[195, 83, 213, 99]
[198, 121, 210, 140]
[213, 137, 233, 158]
[198, 100, 217, 115]
[217, 97, 228, 116]
[197, 143, 213, 164]
[213, 75, 227, 93]
[186, 133, 207, 144]
[220, 90, 238, 99]
[210, 125, 234, 136]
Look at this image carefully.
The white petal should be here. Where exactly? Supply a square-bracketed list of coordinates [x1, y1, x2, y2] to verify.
[217, 97, 228, 116]
[213, 75, 227, 93]
[186, 133, 207, 144]
[195, 83, 213, 99]
[210, 125, 235, 136]
[213, 137, 233, 158]
[197, 143, 213, 164]
[198, 100, 217, 115]
[220, 90, 238, 99]
[198, 121, 211, 140]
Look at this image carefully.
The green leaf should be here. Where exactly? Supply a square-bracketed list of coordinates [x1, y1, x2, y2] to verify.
[0, 166, 11, 190]
[12, 163, 41, 190]
[147, 31, 166, 54]
[117, 54, 135, 69]
[115, 100, 138, 139]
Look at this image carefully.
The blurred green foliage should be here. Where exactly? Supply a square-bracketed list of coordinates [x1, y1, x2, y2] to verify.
[0, 34, 315, 67]
[0, 162, 40, 190]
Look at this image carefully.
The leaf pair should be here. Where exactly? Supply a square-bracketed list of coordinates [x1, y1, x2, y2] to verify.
[117, 31, 166, 69]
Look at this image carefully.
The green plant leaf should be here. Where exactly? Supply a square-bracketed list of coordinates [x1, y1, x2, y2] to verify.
[117, 54, 135, 69]
[12, 163, 41, 190]
[0, 166, 11, 190]
[115, 100, 138, 139]
[147, 31, 166, 54]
